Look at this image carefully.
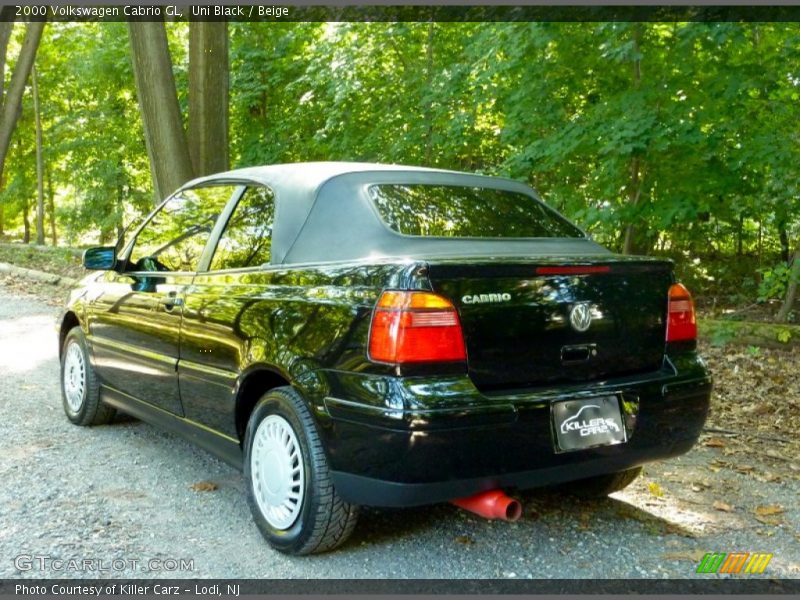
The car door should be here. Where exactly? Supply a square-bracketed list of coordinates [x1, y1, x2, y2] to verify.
[178, 185, 277, 437]
[87, 184, 240, 415]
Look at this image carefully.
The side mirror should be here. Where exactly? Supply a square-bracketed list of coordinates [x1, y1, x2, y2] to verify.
[82, 246, 117, 271]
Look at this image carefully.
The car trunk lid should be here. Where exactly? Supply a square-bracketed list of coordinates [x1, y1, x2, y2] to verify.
[426, 257, 673, 392]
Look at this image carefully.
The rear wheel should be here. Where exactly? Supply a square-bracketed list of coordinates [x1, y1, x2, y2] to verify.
[244, 386, 358, 555]
[60, 327, 115, 426]
[560, 467, 642, 498]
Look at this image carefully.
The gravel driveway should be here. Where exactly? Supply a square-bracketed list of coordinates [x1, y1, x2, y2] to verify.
[0, 282, 798, 581]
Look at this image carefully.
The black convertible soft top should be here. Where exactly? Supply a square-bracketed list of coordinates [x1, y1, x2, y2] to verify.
[182, 162, 610, 265]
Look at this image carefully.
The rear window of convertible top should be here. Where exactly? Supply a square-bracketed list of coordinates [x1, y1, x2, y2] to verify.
[368, 184, 583, 239]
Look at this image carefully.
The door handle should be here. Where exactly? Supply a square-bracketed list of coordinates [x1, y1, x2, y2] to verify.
[561, 343, 597, 364]
[159, 295, 184, 309]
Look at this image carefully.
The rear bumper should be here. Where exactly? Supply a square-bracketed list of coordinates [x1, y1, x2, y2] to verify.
[319, 353, 712, 507]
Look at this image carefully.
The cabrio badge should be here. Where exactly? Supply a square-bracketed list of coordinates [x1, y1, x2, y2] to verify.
[461, 293, 511, 305]
[569, 302, 592, 332]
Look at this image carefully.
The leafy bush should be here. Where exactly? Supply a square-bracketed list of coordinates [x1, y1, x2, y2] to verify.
[757, 262, 793, 302]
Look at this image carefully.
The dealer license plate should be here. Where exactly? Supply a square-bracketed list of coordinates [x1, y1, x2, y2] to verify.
[552, 395, 626, 452]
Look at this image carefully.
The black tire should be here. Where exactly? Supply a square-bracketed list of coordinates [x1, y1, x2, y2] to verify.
[60, 327, 116, 426]
[244, 386, 359, 555]
[560, 467, 643, 498]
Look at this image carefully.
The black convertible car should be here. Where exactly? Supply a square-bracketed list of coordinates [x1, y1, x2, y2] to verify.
[59, 162, 711, 554]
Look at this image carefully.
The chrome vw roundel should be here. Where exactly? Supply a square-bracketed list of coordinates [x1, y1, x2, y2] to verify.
[569, 303, 593, 332]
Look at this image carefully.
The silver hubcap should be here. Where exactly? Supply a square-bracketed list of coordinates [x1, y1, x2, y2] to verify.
[251, 415, 305, 530]
[63, 342, 86, 413]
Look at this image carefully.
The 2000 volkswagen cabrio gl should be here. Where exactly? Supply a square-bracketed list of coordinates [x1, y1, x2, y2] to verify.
[59, 162, 711, 554]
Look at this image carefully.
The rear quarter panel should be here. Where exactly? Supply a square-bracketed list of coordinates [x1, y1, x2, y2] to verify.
[177, 261, 424, 438]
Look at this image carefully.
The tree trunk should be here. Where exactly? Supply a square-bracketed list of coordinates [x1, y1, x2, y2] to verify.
[128, 21, 194, 203]
[99, 225, 113, 245]
[0, 12, 17, 239]
[188, 21, 228, 176]
[779, 225, 790, 263]
[622, 158, 645, 254]
[0, 22, 45, 184]
[116, 183, 125, 241]
[33, 64, 45, 245]
[0, 9, 16, 104]
[422, 22, 434, 166]
[757, 219, 762, 266]
[777, 243, 800, 322]
[622, 24, 645, 255]
[22, 199, 30, 244]
[0, 15, 14, 237]
[736, 212, 744, 256]
[46, 169, 56, 245]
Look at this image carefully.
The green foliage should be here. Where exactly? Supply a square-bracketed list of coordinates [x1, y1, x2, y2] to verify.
[758, 262, 793, 302]
[700, 318, 800, 347]
[1, 23, 152, 245]
[0, 243, 83, 278]
[707, 321, 739, 347]
[0, 20, 798, 319]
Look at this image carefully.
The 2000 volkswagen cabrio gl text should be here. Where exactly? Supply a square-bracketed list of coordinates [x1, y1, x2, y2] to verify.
[58, 162, 711, 554]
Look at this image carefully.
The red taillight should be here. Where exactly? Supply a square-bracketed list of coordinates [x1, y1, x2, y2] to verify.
[666, 283, 697, 342]
[368, 291, 467, 364]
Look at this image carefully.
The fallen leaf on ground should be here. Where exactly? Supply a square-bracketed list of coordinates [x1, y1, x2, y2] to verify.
[713, 501, 734, 513]
[756, 529, 777, 537]
[754, 515, 783, 526]
[190, 481, 218, 492]
[754, 505, 784, 516]
[703, 437, 726, 448]
[648, 482, 664, 498]
[454, 535, 474, 545]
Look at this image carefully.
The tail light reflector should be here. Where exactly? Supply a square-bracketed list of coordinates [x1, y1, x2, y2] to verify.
[536, 265, 611, 275]
[666, 283, 697, 342]
[368, 291, 467, 364]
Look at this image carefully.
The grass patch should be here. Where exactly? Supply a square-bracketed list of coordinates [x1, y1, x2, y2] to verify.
[0, 243, 84, 279]
[699, 318, 800, 349]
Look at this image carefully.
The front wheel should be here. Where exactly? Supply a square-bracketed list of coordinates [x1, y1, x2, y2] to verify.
[60, 327, 116, 426]
[244, 387, 359, 555]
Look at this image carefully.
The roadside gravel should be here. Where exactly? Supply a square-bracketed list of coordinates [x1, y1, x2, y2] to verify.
[0, 281, 797, 580]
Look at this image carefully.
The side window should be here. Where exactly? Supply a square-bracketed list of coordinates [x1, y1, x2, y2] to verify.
[128, 185, 238, 272]
[209, 186, 276, 271]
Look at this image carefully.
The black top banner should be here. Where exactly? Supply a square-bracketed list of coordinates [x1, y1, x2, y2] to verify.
[8, 5, 800, 22]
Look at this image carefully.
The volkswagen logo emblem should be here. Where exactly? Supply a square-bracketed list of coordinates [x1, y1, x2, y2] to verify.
[569, 303, 593, 332]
